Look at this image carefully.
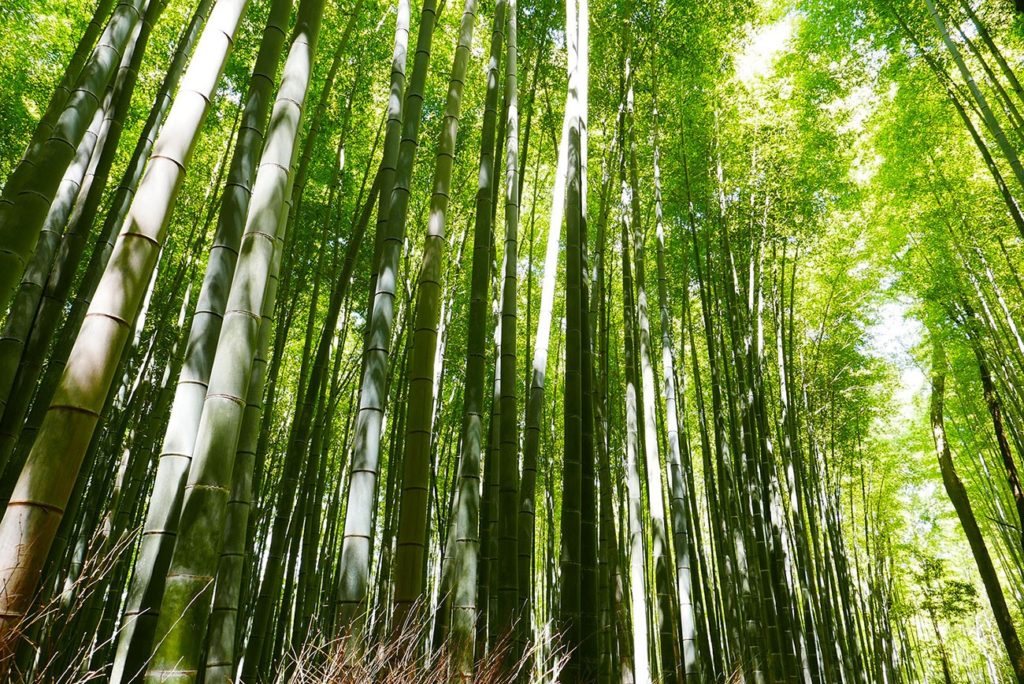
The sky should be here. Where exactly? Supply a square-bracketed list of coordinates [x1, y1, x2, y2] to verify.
[865, 298, 927, 423]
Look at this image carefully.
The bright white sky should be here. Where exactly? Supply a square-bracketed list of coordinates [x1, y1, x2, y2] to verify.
[864, 299, 927, 423]
[735, 15, 795, 84]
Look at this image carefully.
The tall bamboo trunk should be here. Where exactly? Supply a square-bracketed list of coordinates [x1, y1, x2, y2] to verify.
[392, 0, 480, 631]
[0, 0, 251, 659]
[203, 224, 281, 682]
[559, 0, 588, 677]
[652, 98, 698, 679]
[241, 85, 379, 684]
[144, 0, 325, 677]
[629, 95, 678, 684]
[335, 0, 436, 636]
[448, 0, 508, 668]
[496, 0, 521, 655]
[110, 1, 291, 676]
[930, 335, 1024, 683]
[515, 93, 569, 670]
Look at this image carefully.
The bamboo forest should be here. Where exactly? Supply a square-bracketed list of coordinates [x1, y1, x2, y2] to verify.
[11, 0, 1024, 682]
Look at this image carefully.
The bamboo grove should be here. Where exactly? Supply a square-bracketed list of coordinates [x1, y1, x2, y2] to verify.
[6, 0, 1024, 680]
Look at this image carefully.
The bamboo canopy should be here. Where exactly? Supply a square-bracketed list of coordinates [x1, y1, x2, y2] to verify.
[2, 0, 1024, 681]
